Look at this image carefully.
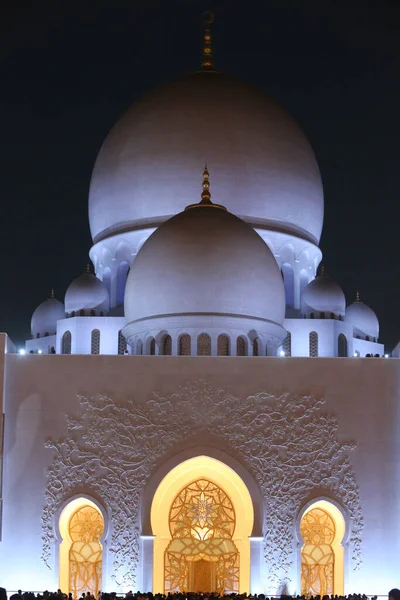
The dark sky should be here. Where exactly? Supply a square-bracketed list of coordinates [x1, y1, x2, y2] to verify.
[1, 0, 399, 349]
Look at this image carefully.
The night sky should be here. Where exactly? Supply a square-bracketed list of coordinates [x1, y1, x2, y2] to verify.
[1, 0, 399, 349]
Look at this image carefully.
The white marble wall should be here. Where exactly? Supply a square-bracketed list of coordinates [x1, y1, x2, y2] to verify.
[0, 352, 399, 594]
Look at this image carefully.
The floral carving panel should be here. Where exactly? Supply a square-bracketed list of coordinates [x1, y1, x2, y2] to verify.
[42, 381, 362, 591]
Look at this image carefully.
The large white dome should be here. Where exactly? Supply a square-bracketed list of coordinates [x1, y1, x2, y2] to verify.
[123, 201, 286, 352]
[89, 72, 324, 245]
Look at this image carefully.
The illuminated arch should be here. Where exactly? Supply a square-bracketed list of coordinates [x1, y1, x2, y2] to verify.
[151, 456, 254, 594]
[58, 497, 105, 596]
[298, 500, 346, 595]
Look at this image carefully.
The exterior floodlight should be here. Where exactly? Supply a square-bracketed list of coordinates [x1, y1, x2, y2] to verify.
[279, 350, 285, 357]
[353, 351, 359, 358]
[384, 354, 389, 358]
[19, 348, 26, 355]
[38, 349, 43, 354]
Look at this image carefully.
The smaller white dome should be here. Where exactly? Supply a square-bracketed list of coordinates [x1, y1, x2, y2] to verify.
[123, 167, 287, 356]
[65, 271, 109, 316]
[345, 298, 379, 341]
[31, 293, 65, 338]
[301, 273, 346, 318]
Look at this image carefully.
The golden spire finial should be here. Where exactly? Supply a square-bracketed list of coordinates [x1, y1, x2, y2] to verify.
[201, 11, 214, 70]
[50, 288, 55, 299]
[200, 164, 211, 204]
[356, 290, 360, 302]
[185, 165, 226, 211]
[86, 262, 91, 274]
[320, 264, 325, 276]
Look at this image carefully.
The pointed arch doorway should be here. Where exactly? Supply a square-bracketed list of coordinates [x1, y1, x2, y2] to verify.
[150, 456, 254, 594]
[299, 500, 346, 596]
[58, 497, 104, 597]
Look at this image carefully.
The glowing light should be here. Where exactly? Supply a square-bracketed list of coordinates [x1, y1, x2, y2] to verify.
[38, 349, 43, 354]
[19, 348, 26, 355]
[279, 350, 285, 357]
[384, 354, 389, 358]
[353, 351, 359, 357]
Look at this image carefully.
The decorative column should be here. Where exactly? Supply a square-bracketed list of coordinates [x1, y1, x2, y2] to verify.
[140, 535, 155, 592]
[249, 536, 265, 594]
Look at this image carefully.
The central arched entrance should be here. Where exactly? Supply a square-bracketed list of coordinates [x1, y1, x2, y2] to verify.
[151, 456, 254, 594]
[165, 478, 239, 593]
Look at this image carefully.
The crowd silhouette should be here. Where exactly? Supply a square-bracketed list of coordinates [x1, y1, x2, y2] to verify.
[2, 590, 400, 600]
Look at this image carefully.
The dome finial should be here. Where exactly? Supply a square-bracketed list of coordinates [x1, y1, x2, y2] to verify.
[201, 11, 214, 70]
[185, 165, 226, 211]
[200, 163, 211, 204]
[356, 290, 360, 302]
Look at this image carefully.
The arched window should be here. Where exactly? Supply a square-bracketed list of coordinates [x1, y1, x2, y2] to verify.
[118, 330, 127, 355]
[197, 333, 211, 356]
[162, 334, 172, 356]
[136, 339, 143, 356]
[79, 309, 85, 317]
[253, 338, 259, 357]
[36, 333, 40, 339]
[217, 334, 230, 356]
[281, 263, 295, 307]
[91, 329, 100, 354]
[338, 333, 347, 357]
[62, 330, 72, 355]
[282, 332, 292, 356]
[236, 336, 246, 356]
[149, 337, 156, 356]
[319, 312, 325, 319]
[309, 331, 318, 357]
[116, 261, 130, 306]
[178, 334, 191, 356]
[90, 309, 95, 317]
[330, 312, 335, 320]
[310, 312, 315, 319]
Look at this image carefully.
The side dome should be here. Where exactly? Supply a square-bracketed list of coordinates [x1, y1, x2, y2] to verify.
[31, 293, 65, 338]
[301, 273, 346, 318]
[65, 270, 110, 316]
[89, 72, 324, 245]
[345, 297, 379, 341]
[123, 181, 287, 356]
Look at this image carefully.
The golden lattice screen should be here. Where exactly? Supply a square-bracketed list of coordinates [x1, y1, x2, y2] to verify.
[300, 507, 335, 596]
[69, 505, 104, 598]
[165, 479, 239, 594]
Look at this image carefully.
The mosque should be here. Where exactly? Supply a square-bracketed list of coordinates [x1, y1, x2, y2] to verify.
[0, 18, 399, 599]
